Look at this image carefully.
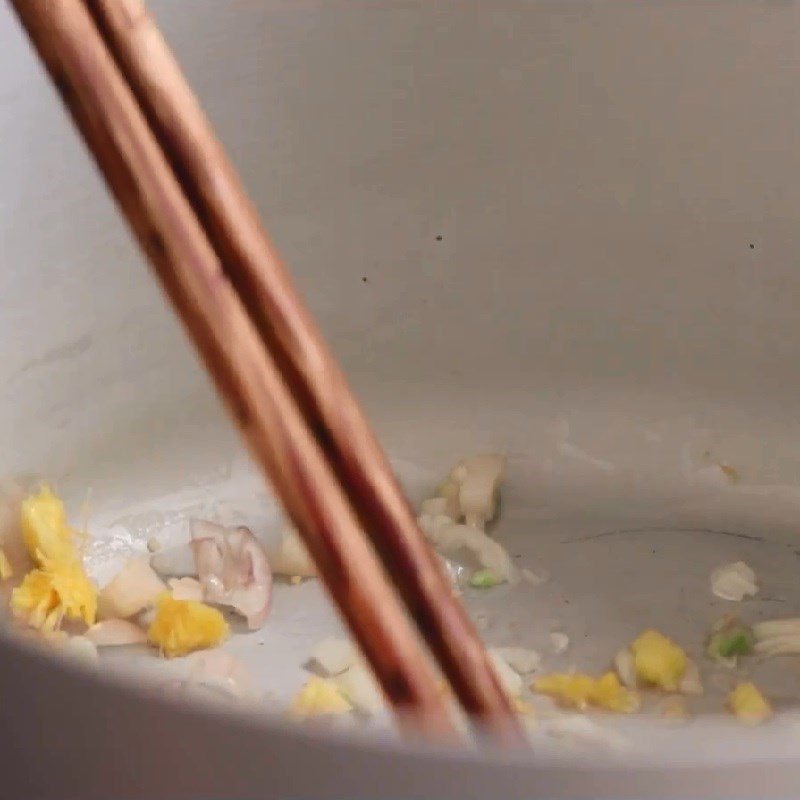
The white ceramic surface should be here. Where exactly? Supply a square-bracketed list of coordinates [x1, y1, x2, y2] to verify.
[3, 2, 800, 796]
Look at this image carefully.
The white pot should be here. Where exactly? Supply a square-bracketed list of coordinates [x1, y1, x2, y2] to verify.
[3, 2, 800, 796]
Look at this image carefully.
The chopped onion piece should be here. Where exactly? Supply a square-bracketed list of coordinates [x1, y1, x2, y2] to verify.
[419, 497, 450, 517]
[754, 636, 800, 656]
[550, 632, 570, 654]
[271, 529, 316, 578]
[186, 651, 257, 700]
[613, 648, 637, 689]
[168, 577, 204, 602]
[487, 649, 523, 696]
[435, 478, 461, 519]
[492, 646, 541, 675]
[428, 523, 517, 584]
[753, 618, 800, 639]
[710, 561, 758, 602]
[61, 635, 98, 663]
[541, 714, 629, 750]
[458, 455, 505, 529]
[521, 567, 549, 585]
[433, 454, 507, 526]
[417, 513, 455, 538]
[438, 554, 470, 588]
[98, 557, 166, 619]
[190, 520, 272, 630]
[86, 618, 148, 647]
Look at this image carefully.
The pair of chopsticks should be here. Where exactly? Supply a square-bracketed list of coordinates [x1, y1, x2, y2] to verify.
[9, 0, 525, 745]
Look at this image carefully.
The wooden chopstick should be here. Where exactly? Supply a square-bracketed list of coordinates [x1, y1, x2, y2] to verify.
[9, 0, 458, 740]
[11, 0, 525, 744]
[81, 0, 524, 743]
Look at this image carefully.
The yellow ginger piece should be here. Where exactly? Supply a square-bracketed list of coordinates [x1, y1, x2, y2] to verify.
[290, 676, 353, 718]
[20, 486, 78, 565]
[11, 555, 97, 630]
[630, 629, 687, 691]
[11, 487, 97, 631]
[534, 671, 640, 713]
[728, 682, 772, 724]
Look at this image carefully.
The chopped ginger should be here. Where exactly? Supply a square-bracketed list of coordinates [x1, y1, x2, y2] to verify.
[533, 671, 640, 713]
[20, 485, 77, 565]
[11, 555, 97, 630]
[11, 488, 97, 631]
[630, 629, 686, 691]
[512, 697, 535, 716]
[0, 548, 12, 580]
[290, 676, 352, 718]
[728, 682, 772, 724]
[147, 593, 228, 658]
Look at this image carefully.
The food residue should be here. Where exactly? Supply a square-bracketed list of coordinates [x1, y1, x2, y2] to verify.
[753, 618, 800, 656]
[98, 557, 165, 620]
[728, 682, 772, 724]
[706, 616, 754, 665]
[290, 676, 352, 718]
[629, 629, 687, 691]
[146, 593, 228, 658]
[710, 561, 758, 602]
[10, 486, 98, 631]
[659, 695, 689, 720]
[0, 451, 790, 737]
[0, 548, 12, 580]
[11, 554, 97, 630]
[534, 671, 640, 713]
